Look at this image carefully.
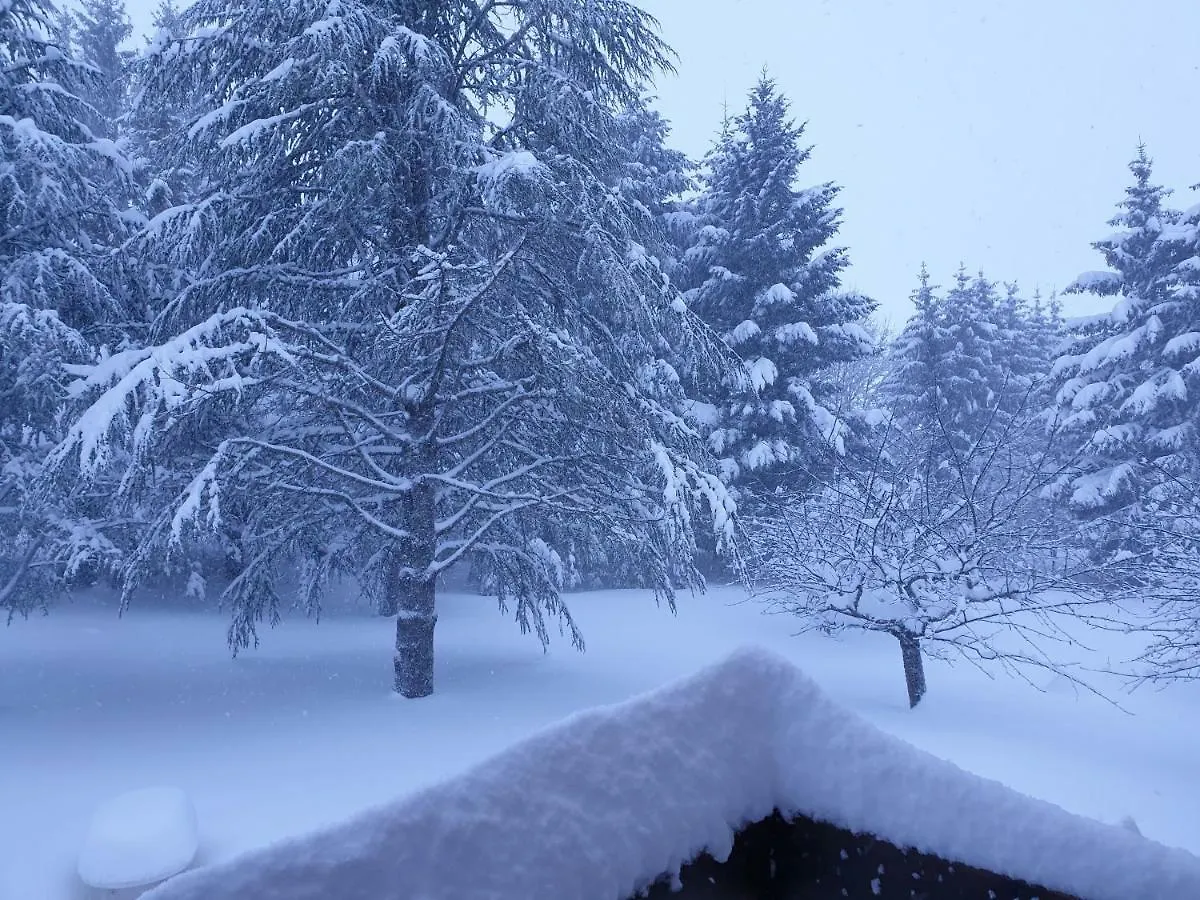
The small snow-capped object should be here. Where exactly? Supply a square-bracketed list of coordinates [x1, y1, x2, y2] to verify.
[78, 787, 199, 891]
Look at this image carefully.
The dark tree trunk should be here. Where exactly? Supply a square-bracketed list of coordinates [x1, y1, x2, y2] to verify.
[394, 582, 436, 698]
[388, 480, 438, 698]
[897, 631, 926, 708]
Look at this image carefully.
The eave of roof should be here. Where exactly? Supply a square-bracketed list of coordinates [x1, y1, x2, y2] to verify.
[143, 647, 1200, 900]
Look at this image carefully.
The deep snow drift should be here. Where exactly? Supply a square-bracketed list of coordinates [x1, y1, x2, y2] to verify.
[3, 587, 1199, 898]
[138, 648, 1200, 900]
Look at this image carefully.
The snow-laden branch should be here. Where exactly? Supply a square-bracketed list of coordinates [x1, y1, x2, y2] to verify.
[52, 307, 295, 477]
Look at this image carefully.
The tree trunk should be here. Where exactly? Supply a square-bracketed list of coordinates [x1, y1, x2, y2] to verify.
[388, 480, 438, 698]
[394, 580, 436, 698]
[897, 631, 927, 708]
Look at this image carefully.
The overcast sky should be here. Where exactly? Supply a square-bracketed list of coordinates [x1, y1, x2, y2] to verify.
[120, 0, 1200, 324]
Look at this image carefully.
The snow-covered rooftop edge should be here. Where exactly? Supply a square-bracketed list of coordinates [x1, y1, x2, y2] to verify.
[143, 647, 1200, 900]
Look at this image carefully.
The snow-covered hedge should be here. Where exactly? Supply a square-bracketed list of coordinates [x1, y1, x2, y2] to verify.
[143, 649, 1200, 900]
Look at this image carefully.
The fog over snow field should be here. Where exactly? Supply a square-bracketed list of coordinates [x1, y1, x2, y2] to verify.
[3, 586, 1199, 899]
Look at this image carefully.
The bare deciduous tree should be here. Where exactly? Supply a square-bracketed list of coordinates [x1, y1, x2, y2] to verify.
[751, 393, 1124, 707]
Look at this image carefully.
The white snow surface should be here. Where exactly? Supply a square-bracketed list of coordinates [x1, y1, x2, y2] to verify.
[136, 648, 1200, 900]
[746, 355, 778, 390]
[1067, 270, 1122, 294]
[78, 787, 198, 889]
[474, 150, 543, 188]
[4, 588, 1200, 898]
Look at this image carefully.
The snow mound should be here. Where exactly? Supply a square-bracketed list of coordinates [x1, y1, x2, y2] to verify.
[141, 649, 1200, 900]
[79, 786, 198, 890]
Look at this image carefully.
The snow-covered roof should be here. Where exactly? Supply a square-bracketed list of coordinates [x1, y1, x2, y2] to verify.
[142, 648, 1200, 900]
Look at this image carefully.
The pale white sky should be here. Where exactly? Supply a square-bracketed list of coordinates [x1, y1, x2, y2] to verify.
[122, 0, 1200, 323]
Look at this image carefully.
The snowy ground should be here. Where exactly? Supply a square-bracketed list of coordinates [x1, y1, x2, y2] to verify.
[3, 585, 1198, 899]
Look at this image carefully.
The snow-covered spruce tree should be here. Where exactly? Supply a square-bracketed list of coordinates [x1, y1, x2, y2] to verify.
[888, 267, 1066, 495]
[883, 267, 1025, 455]
[932, 270, 1007, 446]
[1139, 187, 1200, 679]
[130, 0, 192, 208]
[613, 96, 693, 271]
[1051, 147, 1197, 520]
[1025, 289, 1065, 385]
[147, 0, 183, 30]
[995, 283, 1061, 404]
[1051, 149, 1200, 679]
[892, 267, 1059, 438]
[1, 0, 135, 616]
[883, 265, 942, 436]
[1051, 148, 1200, 578]
[674, 74, 875, 502]
[52, 0, 735, 697]
[511, 95, 698, 592]
[72, 0, 132, 138]
[122, 0, 205, 339]
[71, 0, 140, 264]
